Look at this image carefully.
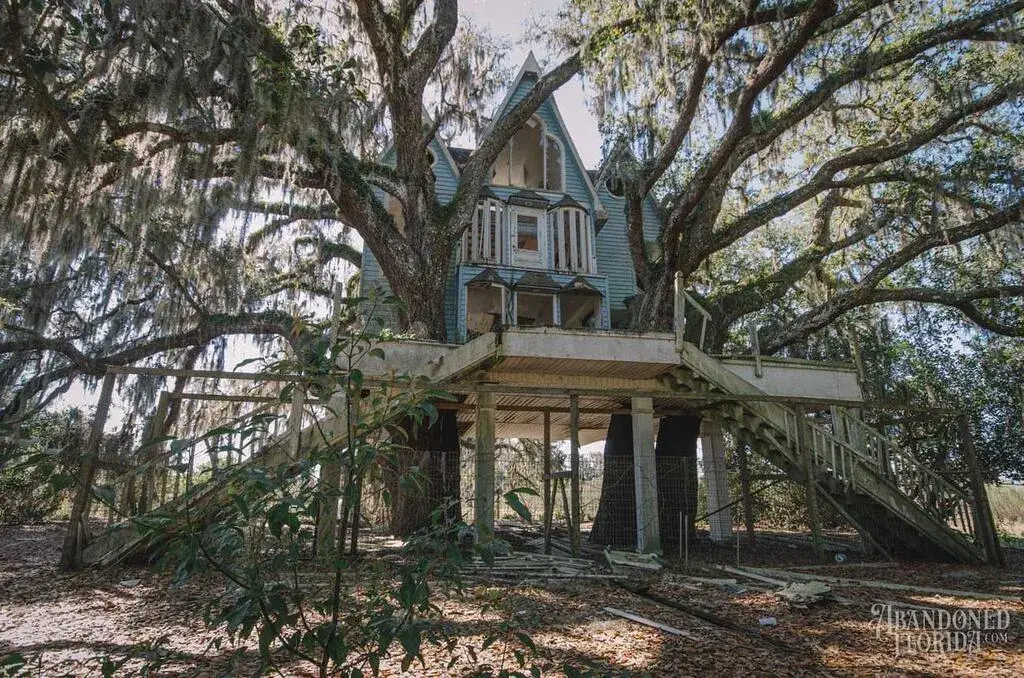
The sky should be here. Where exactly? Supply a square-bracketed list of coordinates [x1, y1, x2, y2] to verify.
[461, 0, 604, 168]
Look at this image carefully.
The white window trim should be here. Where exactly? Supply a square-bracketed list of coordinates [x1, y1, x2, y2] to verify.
[490, 115, 567, 193]
[511, 206, 547, 268]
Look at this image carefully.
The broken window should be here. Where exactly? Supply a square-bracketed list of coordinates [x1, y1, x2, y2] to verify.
[490, 116, 564, 192]
[560, 292, 601, 329]
[516, 292, 555, 326]
[466, 285, 504, 337]
[545, 136, 563, 192]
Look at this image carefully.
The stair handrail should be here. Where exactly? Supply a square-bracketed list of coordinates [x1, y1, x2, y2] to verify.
[801, 406, 976, 537]
[836, 409, 974, 504]
[674, 272, 712, 352]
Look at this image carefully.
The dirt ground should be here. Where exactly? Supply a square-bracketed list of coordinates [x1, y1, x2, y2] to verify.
[1, 523, 1023, 677]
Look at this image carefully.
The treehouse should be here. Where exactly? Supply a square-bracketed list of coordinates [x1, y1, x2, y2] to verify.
[349, 53, 1002, 565]
[68, 55, 1001, 572]
[361, 53, 659, 341]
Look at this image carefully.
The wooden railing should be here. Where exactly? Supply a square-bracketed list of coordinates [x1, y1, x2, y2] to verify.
[776, 406, 977, 539]
[673, 272, 712, 352]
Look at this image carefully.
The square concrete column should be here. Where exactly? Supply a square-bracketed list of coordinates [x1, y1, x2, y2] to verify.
[701, 420, 733, 542]
[632, 397, 661, 553]
[474, 391, 496, 544]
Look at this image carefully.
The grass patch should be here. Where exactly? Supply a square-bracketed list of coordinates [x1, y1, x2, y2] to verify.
[988, 483, 1024, 542]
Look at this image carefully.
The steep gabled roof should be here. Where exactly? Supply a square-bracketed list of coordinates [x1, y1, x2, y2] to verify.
[479, 52, 606, 219]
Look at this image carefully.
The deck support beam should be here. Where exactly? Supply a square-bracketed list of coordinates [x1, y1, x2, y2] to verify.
[796, 405, 825, 562]
[960, 415, 1004, 567]
[61, 371, 116, 571]
[543, 410, 553, 555]
[632, 397, 661, 554]
[316, 393, 346, 561]
[701, 420, 733, 543]
[569, 395, 582, 556]
[475, 391, 497, 545]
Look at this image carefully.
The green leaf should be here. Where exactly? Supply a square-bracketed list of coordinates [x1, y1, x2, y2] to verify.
[0, 653, 26, 677]
[502, 489, 534, 524]
[514, 631, 537, 653]
[398, 624, 421, 660]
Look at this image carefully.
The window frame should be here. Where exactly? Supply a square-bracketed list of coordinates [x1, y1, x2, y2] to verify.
[490, 116, 566, 193]
[512, 206, 547, 268]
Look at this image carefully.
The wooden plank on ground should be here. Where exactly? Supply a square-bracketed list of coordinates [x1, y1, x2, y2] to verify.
[602, 607, 697, 639]
[746, 566, 1023, 602]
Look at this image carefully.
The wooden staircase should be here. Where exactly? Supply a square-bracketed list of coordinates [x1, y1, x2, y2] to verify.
[82, 406, 349, 567]
[669, 342, 988, 563]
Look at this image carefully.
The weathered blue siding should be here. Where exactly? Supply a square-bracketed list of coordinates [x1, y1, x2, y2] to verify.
[455, 264, 610, 342]
[594, 182, 663, 319]
[359, 64, 660, 340]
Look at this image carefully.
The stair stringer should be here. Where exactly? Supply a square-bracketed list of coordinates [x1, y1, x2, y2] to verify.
[675, 343, 983, 563]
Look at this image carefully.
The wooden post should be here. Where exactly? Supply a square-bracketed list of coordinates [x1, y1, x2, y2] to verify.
[136, 390, 169, 513]
[317, 280, 348, 560]
[474, 391, 496, 545]
[959, 415, 1004, 567]
[288, 386, 304, 462]
[737, 440, 756, 547]
[60, 372, 115, 570]
[673, 271, 685, 351]
[749, 321, 763, 379]
[543, 410, 553, 556]
[701, 420, 732, 543]
[153, 392, 170, 506]
[796, 405, 825, 562]
[631, 397, 661, 553]
[569, 395, 581, 557]
[316, 393, 346, 561]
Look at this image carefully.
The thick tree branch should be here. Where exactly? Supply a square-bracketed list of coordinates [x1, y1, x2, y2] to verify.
[760, 201, 1024, 351]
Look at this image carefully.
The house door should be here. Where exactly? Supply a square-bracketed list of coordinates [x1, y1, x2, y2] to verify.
[512, 208, 545, 268]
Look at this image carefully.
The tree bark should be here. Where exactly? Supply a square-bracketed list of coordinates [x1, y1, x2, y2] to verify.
[384, 409, 461, 536]
[590, 414, 700, 550]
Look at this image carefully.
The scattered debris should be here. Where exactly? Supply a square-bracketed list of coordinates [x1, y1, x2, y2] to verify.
[461, 552, 608, 582]
[775, 581, 833, 606]
[613, 582, 799, 652]
[745, 566, 1024, 602]
[603, 549, 663, 574]
[758, 617, 777, 627]
[118, 579, 141, 588]
[602, 606, 697, 639]
[712, 564, 787, 587]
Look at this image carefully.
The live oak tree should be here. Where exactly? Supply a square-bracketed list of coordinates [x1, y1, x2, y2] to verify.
[0, 0, 591, 534]
[0, 3, 579, 390]
[561, 0, 1024, 349]
[555, 0, 1024, 545]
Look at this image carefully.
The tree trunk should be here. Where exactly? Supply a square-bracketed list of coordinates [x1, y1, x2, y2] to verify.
[590, 414, 700, 550]
[384, 409, 461, 536]
[629, 271, 675, 333]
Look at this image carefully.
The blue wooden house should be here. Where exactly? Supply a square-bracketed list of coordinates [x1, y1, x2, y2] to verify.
[361, 53, 661, 342]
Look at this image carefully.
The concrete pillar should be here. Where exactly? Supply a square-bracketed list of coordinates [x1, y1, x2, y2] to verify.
[631, 397, 661, 553]
[474, 391, 496, 544]
[701, 420, 733, 543]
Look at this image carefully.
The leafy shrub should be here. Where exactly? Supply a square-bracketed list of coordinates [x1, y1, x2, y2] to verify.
[0, 409, 84, 524]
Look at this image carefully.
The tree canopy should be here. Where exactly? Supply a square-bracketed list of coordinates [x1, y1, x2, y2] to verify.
[559, 0, 1023, 352]
[1, 0, 1022, 465]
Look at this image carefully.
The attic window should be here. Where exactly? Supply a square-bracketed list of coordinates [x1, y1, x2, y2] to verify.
[491, 116, 563, 192]
[605, 177, 624, 198]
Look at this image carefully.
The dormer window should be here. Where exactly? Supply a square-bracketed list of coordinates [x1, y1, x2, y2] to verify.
[490, 116, 564, 192]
